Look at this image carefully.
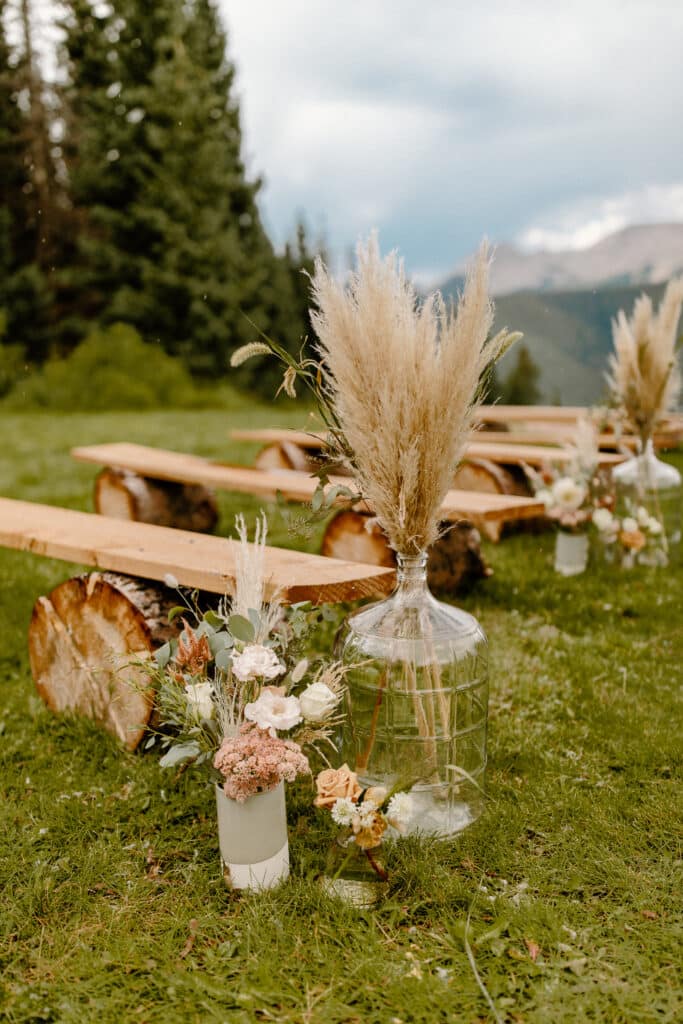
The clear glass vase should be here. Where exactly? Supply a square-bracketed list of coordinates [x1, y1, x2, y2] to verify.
[320, 836, 388, 908]
[613, 439, 682, 561]
[336, 554, 488, 838]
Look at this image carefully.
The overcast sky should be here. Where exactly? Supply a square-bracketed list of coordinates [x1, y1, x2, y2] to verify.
[220, 0, 683, 283]
[23, 0, 683, 283]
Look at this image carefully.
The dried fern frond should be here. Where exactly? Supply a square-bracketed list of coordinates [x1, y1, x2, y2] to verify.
[309, 233, 518, 553]
[606, 277, 683, 444]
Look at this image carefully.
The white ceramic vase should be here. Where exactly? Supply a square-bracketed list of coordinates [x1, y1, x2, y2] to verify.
[554, 531, 588, 576]
[215, 781, 289, 891]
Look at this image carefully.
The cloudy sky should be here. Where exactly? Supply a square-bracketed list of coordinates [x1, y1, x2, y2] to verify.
[220, 0, 683, 283]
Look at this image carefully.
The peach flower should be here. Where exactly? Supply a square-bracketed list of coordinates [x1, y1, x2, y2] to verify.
[314, 764, 362, 809]
[619, 528, 646, 552]
[352, 811, 387, 850]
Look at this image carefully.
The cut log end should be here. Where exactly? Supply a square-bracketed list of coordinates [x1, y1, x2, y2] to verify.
[28, 572, 178, 751]
[321, 510, 489, 595]
[95, 468, 218, 533]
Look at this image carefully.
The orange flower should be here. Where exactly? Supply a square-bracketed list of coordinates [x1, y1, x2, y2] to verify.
[314, 764, 362, 809]
[175, 619, 212, 675]
[619, 529, 646, 552]
[352, 811, 387, 850]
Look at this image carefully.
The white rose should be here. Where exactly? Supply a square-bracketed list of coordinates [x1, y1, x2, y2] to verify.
[244, 688, 302, 732]
[647, 517, 663, 535]
[592, 507, 614, 532]
[231, 643, 285, 683]
[299, 681, 339, 723]
[551, 477, 586, 511]
[622, 517, 638, 534]
[185, 682, 214, 721]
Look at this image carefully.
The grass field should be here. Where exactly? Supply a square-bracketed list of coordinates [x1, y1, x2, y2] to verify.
[1, 400, 681, 1023]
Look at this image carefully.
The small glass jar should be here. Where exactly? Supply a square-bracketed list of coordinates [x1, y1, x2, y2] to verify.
[336, 553, 488, 838]
[613, 439, 682, 560]
[320, 836, 388, 907]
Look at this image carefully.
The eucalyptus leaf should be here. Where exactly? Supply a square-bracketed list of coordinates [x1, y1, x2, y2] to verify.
[159, 741, 201, 768]
[214, 648, 233, 672]
[247, 608, 261, 633]
[203, 610, 225, 629]
[167, 605, 187, 624]
[154, 642, 171, 668]
[228, 614, 255, 643]
[208, 631, 232, 656]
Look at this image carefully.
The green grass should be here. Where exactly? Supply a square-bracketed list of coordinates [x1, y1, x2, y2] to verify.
[0, 401, 682, 1023]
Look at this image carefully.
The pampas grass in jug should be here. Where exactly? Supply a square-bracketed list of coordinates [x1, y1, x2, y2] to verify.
[607, 278, 683, 558]
[232, 233, 520, 837]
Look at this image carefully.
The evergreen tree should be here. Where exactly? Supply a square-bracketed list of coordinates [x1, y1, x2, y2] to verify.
[0, 0, 56, 361]
[501, 343, 542, 405]
[60, 0, 307, 389]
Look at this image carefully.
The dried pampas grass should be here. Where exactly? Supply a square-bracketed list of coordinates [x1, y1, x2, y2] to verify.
[607, 277, 683, 445]
[309, 234, 518, 554]
[230, 512, 282, 641]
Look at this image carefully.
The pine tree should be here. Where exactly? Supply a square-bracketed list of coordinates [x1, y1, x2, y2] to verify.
[501, 343, 542, 405]
[0, 0, 56, 362]
[59, 0, 307, 389]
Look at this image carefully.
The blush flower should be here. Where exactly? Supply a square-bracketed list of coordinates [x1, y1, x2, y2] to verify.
[244, 688, 302, 732]
[213, 723, 309, 802]
[231, 643, 285, 683]
[314, 764, 362, 809]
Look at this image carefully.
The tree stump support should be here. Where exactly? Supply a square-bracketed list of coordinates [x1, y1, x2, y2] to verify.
[28, 572, 181, 751]
[95, 467, 218, 533]
[321, 510, 490, 595]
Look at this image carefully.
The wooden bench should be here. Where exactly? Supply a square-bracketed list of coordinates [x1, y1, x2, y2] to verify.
[71, 442, 547, 543]
[474, 405, 683, 449]
[0, 497, 395, 751]
[228, 428, 627, 471]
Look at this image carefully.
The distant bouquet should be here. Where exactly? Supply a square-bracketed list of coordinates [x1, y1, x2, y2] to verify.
[528, 418, 610, 534]
[147, 513, 346, 799]
[592, 503, 667, 569]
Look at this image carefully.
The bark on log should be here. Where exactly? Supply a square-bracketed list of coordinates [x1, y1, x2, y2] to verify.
[321, 510, 489, 595]
[453, 458, 532, 541]
[28, 572, 179, 751]
[95, 467, 218, 533]
[254, 441, 318, 473]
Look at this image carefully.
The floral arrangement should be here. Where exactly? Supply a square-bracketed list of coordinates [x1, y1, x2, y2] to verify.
[529, 418, 609, 533]
[592, 503, 667, 568]
[148, 513, 346, 802]
[314, 763, 414, 881]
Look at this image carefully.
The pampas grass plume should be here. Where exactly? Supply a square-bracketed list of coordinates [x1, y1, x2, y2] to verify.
[309, 233, 517, 553]
[607, 277, 683, 443]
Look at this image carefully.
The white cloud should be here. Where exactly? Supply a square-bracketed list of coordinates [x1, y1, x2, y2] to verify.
[518, 184, 683, 252]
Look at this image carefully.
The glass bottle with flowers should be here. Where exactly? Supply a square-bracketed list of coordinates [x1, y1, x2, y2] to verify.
[231, 234, 521, 838]
[314, 763, 414, 906]
[528, 418, 607, 576]
[148, 513, 346, 891]
[606, 277, 683, 562]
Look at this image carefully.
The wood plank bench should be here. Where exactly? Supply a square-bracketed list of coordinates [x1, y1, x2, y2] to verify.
[0, 497, 395, 751]
[71, 442, 547, 543]
[228, 428, 627, 471]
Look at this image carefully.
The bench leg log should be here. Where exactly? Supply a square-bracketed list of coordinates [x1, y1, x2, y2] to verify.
[28, 572, 180, 751]
[321, 510, 490, 595]
[95, 467, 218, 532]
[453, 458, 531, 541]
